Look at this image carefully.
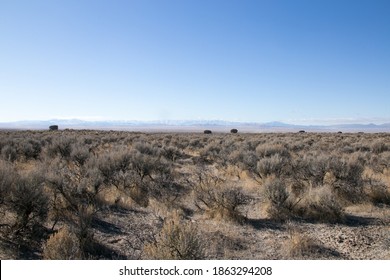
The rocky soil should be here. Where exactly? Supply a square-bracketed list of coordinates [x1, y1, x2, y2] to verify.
[87, 199, 390, 260]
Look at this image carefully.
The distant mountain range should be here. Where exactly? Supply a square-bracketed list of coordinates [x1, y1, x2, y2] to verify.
[1, 119, 390, 132]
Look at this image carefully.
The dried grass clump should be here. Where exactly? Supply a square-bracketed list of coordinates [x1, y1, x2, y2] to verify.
[371, 140, 389, 154]
[366, 179, 390, 206]
[264, 179, 345, 224]
[299, 187, 345, 223]
[285, 227, 319, 259]
[143, 214, 205, 260]
[43, 226, 81, 259]
[128, 184, 149, 207]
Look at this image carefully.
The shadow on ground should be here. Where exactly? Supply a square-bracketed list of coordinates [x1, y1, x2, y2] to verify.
[246, 218, 285, 231]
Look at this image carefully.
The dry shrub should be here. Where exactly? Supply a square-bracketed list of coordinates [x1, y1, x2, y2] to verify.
[256, 153, 289, 179]
[371, 140, 388, 154]
[90, 150, 132, 187]
[193, 170, 251, 223]
[256, 143, 290, 158]
[20, 139, 42, 160]
[264, 178, 296, 221]
[299, 187, 345, 223]
[292, 154, 329, 188]
[0, 160, 14, 205]
[70, 143, 90, 166]
[43, 226, 81, 259]
[128, 183, 149, 207]
[45, 167, 97, 258]
[143, 213, 205, 260]
[285, 227, 319, 259]
[47, 137, 74, 159]
[199, 141, 222, 162]
[366, 179, 390, 205]
[133, 142, 161, 156]
[209, 187, 250, 222]
[265, 179, 344, 223]
[8, 172, 48, 234]
[161, 145, 183, 162]
[1, 145, 17, 162]
[328, 157, 364, 204]
[74, 205, 96, 255]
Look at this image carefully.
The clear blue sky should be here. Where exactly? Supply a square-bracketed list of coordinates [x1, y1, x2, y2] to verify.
[1, 0, 389, 124]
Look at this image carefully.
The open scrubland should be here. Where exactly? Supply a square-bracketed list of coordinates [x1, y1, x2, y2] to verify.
[0, 129, 390, 259]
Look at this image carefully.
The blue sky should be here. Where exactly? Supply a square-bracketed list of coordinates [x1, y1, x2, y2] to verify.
[1, 0, 389, 125]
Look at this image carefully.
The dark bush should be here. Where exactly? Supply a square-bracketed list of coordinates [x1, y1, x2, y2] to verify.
[189, 138, 204, 149]
[45, 166, 100, 259]
[292, 154, 329, 188]
[327, 157, 364, 203]
[47, 137, 74, 159]
[161, 145, 183, 162]
[255, 143, 290, 159]
[91, 150, 131, 187]
[193, 169, 251, 222]
[0, 161, 15, 205]
[133, 142, 160, 156]
[8, 173, 49, 235]
[70, 143, 90, 166]
[130, 152, 157, 182]
[1, 145, 18, 162]
[264, 179, 295, 221]
[21, 139, 42, 160]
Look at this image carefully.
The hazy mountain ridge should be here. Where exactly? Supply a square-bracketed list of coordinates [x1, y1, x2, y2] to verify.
[1, 119, 390, 132]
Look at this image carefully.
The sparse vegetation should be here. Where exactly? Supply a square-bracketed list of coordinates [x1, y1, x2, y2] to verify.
[0, 130, 389, 259]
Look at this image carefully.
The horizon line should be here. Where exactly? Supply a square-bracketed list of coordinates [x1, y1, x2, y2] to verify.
[1, 118, 390, 127]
